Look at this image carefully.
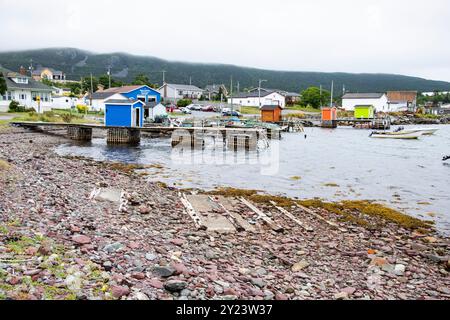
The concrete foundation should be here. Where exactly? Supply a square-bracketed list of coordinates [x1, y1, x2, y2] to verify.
[107, 128, 140, 144]
[67, 127, 93, 141]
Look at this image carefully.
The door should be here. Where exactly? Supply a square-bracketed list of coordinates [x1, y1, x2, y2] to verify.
[135, 108, 140, 127]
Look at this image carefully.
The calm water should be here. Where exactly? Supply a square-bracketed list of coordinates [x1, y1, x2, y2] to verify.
[55, 125, 450, 234]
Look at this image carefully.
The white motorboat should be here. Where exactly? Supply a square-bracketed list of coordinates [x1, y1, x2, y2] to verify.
[403, 128, 439, 136]
[370, 131, 424, 139]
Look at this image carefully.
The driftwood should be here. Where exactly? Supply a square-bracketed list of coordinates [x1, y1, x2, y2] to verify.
[269, 201, 314, 232]
[295, 203, 347, 232]
[239, 197, 284, 232]
[180, 193, 205, 229]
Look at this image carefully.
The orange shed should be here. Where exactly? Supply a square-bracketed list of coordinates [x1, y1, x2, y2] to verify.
[321, 107, 337, 128]
[321, 107, 337, 121]
[261, 105, 282, 122]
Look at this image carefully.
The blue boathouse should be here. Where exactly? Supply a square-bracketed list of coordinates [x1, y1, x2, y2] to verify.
[104, 98, 146, 127]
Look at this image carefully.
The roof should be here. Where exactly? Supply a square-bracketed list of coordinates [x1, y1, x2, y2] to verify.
[230, 91, 275, 99]
[104, 98, 144, 105]
[101, 85, 144, 94]
[90, 91, 116, 100]
[0, 66, 53, 92]
[205, 84, 226, 93]
[32, 67, 65, 76]
[260, 105, 282, 111]
[342, 93, 386, 99]
[387, 91, 417, 102]
[161, 83, 204, 91]
[249, 87, 300, 97]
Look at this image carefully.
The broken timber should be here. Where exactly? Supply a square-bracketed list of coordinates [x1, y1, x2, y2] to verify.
[180, 193, 205, 230]
[208, 196, 245, 232]
[269, 201, 314, 232]
[295, 203, 347, 232]
[239, 197, 284, 232]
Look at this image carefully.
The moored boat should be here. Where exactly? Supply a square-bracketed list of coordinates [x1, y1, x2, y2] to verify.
[370, 131, 423, 139]
[402, 128, 439, 136]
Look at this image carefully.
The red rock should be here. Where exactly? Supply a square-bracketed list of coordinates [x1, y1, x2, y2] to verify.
[275, 293, 288, 300]
[149, 278, 164, 289]
[72, 234, 91, 245]
[128, 242, 140, 249]
[341, 287, 356, 295]
[131, 272, 146, 280]
[9, 276, 21, 285]
[171, 263, 188, 275]
[70, 225, 81, 233]
[170, 238, 185, 246]
[111, 285, 130, 298]
[224, 288, 237, 295]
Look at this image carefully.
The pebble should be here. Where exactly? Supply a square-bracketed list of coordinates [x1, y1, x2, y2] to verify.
[72, 235, 91, 245]
[152, 266, 176, 278]
[164, 280, 188, 292]
[111, 285, 130, 298]
[291, 260, 310, 272]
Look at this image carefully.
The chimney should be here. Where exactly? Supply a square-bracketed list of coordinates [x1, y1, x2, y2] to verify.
[19, 66, 27, 76]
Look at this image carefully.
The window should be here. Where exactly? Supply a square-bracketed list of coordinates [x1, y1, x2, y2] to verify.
[19, 94, 27, 100]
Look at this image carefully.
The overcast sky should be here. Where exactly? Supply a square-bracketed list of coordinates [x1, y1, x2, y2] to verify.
[1, 0, 450, 81]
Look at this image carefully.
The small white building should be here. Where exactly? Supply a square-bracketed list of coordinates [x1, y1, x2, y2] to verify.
[146, 103, 167, 121]
[158, 83, 204, 101]
[0, 67, 53, 112]
[227, 91, 286, 108]
[342, 93, 388, 112]
[51, 96, 80, 110]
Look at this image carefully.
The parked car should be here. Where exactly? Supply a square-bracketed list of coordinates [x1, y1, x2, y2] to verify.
[181, 107, 192, 114]
[187, 104, 202, 111]
[201, 105, 215, 112]
[222, 110, 242, 117]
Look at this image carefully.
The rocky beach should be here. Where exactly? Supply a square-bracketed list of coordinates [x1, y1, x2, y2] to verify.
[0, 126, 449, 300]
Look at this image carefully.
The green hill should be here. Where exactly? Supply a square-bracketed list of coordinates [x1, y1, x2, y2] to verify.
[0, 47, 449, 94]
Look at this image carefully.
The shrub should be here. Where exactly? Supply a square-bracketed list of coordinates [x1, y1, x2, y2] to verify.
[76, 105, 89, 113]
[177, 99, 192, 108]
[61, 114, 75, 123]
[8, 101, 23, 112]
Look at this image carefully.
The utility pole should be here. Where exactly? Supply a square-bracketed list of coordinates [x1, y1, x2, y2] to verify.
[162, 70, 166, 84]
[258, 79, 267, 108]
[237, 81, 240, 93]
[230, 76, 233, 112]
[189, 76, 192, 85]
[330, 80, 334, 108]
[320, 84, 323, 107]
[29, 59, 34, 77]
[107, 66, 111, 89]
[89, 73, 94, 112]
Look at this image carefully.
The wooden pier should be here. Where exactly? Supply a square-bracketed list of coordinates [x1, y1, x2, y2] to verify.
[10, 121, 268, 149]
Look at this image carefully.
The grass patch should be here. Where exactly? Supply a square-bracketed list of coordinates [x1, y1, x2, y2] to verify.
[239, 106, 260, 114]
[323, 183, 339, 187]
[286, 105, 321, 113]
[11, 111, 99, 124]
[290, 176, 301, 181]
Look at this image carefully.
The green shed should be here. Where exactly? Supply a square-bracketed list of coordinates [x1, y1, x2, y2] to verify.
[354, 105, 375, 119]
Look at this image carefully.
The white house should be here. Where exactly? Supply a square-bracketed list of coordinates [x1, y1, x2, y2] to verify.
[158, 83, 204, 101]
[227, 91, 286, 108]
[0, 67, 53, 112]
[342, 93, 388, 112]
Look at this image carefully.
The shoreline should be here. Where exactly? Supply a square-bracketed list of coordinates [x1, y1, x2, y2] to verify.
[0, 127, 449, 300]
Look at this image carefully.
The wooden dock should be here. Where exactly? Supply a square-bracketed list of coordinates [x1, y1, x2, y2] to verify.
[10, 121, 268, 148]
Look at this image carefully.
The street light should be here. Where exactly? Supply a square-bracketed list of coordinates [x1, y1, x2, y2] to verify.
[258, 79, 267, 108]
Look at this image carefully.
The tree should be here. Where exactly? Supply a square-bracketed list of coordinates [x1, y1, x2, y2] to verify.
[131, 74, 156, 88]
[0, 72, 6, 95]
[98, 74, 124, 89]
[300, 86, 331, 109]
[81, 77, 99, 93]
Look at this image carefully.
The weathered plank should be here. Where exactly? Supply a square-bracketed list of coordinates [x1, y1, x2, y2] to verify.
[269, 201, 314, 232]
[180, 193, 204, 230]
[295, 203, 347, 232]
[239, 197, 284, 232]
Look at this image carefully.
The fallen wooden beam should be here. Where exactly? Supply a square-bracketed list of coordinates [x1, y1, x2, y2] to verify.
[208, 196, 245, 232]
[295, 203, 347, 232]
[239, 197, 284, 232]
[269, 201, 314, 232]
[180, 193, 205, 230]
